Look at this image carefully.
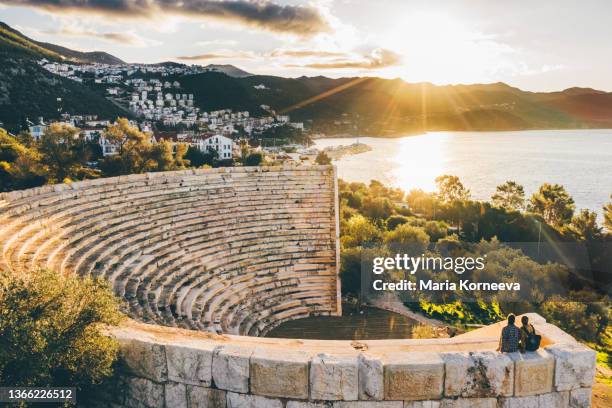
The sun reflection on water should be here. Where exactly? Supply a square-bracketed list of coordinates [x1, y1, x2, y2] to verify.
[389, 133, 447, 193]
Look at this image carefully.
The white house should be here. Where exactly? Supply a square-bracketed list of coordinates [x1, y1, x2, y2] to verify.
[198, 135, 234, 160]
[29, 120, 47, 141]
[99, 137, 119, 156]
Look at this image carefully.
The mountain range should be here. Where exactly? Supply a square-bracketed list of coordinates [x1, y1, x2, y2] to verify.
[2, 21, 612, 134]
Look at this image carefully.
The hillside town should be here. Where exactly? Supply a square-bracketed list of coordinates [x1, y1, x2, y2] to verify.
[31, 59, 310, 163]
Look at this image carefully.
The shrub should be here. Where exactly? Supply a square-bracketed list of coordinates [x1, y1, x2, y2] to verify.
[361, 196, 393, 222]
[341, 214, 382, 248]
[0, 268, 124, 392]
[540, 297, 609, 343]
[411, 325, 436, 339]
[315, 151, 332, 165]
[383, 224, 430, 253]
[386, 215, 410, 230]
[244, 152, 264, 166]
[340, 191, 363, 209]
[423, 220, 449, 242]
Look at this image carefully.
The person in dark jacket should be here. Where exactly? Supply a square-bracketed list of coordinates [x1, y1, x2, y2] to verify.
[497, 314, 521, 353]
[520, 315, 541, 352]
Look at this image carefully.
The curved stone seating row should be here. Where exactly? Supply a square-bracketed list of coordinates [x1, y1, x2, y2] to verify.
[93, 313, 595, 408]
[0, 166, 341, 335]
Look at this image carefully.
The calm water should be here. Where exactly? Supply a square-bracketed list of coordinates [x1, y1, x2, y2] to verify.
[314, 130, 612, 217]
[265, 303, 417, 340]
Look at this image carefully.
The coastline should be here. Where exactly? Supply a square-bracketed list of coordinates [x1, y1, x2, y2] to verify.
[310, 126, 612, 139]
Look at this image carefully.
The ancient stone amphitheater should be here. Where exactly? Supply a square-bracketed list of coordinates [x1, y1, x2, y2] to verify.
[0, 165, 340, 336]
[0, 165, 596, 408]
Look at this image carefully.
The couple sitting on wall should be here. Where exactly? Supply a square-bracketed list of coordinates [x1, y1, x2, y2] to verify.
[497, 314, 541, 353]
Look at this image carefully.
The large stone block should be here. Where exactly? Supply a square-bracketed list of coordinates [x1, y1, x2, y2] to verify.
[539, 391, 570, 408]
[333, 402, 403, 408]
[310, 353, 358, 401]
[211, 345, 253, 393]
[569, 388, 592, 408]
[383, 352, 444, 401]
[124, 377, 165, 408]
[359, 354, 384, 400]
[165, 382, 187, 408]
[546, 343, 596, 391]
[166, 341, 216, 386]
[250, 348, 309, 399]
[499, 392, 570, 408]
[439, 398, 496, 408]
[117, 335, 168, 382]
[404, 402, 441, 408]
[185, 385, 226, 408]
[510, 350, 554, 396]
[286, 402, 330, 408]
[498, 395, 539, 408]
[442, 352, 513, 397]
[226, 392, 283, 408]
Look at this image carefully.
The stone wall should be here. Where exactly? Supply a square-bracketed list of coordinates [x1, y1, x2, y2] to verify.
[0, 165, 340, 335]
[97, 313, 595, 407]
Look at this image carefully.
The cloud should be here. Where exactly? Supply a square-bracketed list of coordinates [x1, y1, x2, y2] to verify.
[177, 50, 255, 61]
[0, 0, 331, 36]
[41, 27, 158, 47]
[269, 49, 346, 58]
[196, 39, 239, 47]
[287, 48, 401, 70]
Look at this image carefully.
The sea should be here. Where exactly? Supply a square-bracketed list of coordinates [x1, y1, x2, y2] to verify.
[314, 129, 612, 219]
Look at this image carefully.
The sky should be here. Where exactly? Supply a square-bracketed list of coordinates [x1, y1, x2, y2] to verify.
[1, 0, 612, 92]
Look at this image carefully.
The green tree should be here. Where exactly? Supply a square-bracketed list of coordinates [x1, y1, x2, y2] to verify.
[16, 130, 34, 147]
[604, 194, 612, 233]
[406, 189, 438, 218]
[185, 146, 215, 168]
[174, 143, 190, 169]
[244, 151, 264, 166]
[315, 151, 332, 165]
[341, 214, 381, 248]
[340, 247, 363, 296]
[361, 196, 393, 222]
[435, 175, 470, 203]
[0, 128, 46, 191]
[149, 140, 176, 171]
[99, 119, 153, 176]
[39, 123, 91, 182]
[491, 181, 525, 211]
[0, 268, 124, 393]
[340, 191, 363, 209]
[383, 224, 430, 253]
[528, 183, 575, 227]
[568, 209, 602, 241]
[540, 297, 608, 342]
[386, 215, 410, 230]
[423, 220, 449, 242]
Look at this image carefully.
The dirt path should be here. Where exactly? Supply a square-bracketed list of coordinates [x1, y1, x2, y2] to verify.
[369, 292, 447, 327]
[593, 381, 611, 408]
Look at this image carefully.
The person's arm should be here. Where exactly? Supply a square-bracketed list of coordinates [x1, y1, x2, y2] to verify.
[519, 328, 526, 353]
[497, 328, 502, 352]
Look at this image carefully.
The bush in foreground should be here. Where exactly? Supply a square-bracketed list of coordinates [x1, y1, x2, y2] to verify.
[0, 268, 124, 393]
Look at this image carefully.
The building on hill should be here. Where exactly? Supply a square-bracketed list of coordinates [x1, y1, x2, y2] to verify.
[28, 119, 47, 141]
[197, 135, 234, 160]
